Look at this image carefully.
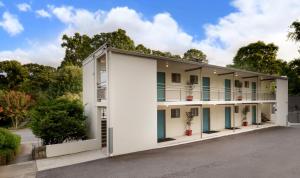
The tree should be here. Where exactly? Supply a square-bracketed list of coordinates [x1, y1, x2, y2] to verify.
[288, 21, 300, 42]
[21, 63, 56, 97]
[0, 91, 33, 129]
[61, 33, 94, 67]
[232, 41, 280, 74]
[30, 98, 87, 145]
[48, 65, 82, 98]
[135, 44, 151, 55]
[183, 49, 207, 63]
[60, 29, 135, 67]
[0, 60, 29, 90]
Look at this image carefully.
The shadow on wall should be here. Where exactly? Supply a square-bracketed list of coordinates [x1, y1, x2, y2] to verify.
[289, 96, 300, 112]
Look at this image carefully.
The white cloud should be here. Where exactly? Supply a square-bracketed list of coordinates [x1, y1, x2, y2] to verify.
[0, 40, 64, 66]
[36, 9, 51, 18]
[0, 12, 24, 36]
[17, 3, 31, 12]
[1, 1, 300, 67]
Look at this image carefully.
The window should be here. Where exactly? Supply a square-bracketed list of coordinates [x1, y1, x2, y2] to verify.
[171, 108, 180, 118]
[191, 108, 199, 116]
[234, 106, 239, 113]
[245, 105, 250, 112]
[190, 75, 198, 84]
[172, 73, 181, 83]
[235, 80, 242, 88]
[244, 81, 249, 88]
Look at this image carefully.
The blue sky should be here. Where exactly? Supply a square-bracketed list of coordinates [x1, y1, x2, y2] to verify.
[0, 0, 299, 66]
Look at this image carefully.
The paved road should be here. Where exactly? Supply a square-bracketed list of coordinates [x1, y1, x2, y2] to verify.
[37, 127, 300, 178]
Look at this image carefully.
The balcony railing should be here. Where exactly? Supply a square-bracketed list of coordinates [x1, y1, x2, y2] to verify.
[97, 82, 107, 102]
[157, 84, 276, 102]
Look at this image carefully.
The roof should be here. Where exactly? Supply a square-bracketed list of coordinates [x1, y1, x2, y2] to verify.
[83, 44, 287, 80]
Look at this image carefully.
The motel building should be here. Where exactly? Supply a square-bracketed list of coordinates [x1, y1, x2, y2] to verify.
[81, 44, 288, 157]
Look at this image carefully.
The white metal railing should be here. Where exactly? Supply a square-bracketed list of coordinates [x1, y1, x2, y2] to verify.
[97, 82, 107, 101]
[157, 84, 276, 102]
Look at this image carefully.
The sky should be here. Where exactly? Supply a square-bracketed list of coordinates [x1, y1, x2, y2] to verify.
[0, 0, 299, 67]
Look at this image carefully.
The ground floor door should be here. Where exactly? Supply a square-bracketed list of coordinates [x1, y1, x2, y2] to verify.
[157, 110, 166, 140]
[203, 108, 210, 132]
[225, 107, 231, 129]
[252, 105, 257, 124]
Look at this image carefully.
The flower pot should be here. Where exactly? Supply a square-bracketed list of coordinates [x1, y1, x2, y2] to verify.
[185, 129, 192, 136]
[242, 121, 248, 126]
[186, 95, 193, 101]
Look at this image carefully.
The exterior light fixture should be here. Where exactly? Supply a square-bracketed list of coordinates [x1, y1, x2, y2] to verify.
[166, 62, 169, 68]
[213, 70, 217, 74]
[235, 73, 238, 77]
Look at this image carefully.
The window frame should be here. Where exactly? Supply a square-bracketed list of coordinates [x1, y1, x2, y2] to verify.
[191, 108, 199, 116]
[244, 81, 249, 88]
[172, 73, 181, 83]
[234, 106, 239, 113]
[190, 75, 198, 84]
[171, 108, 180, 118]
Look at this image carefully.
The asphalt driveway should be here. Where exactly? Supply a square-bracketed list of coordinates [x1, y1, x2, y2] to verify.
[37, 126, 300, 178]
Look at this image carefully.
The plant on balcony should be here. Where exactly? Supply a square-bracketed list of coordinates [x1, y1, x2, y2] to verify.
[185, 111, 194, 136]
[242, 106, 249, 126]
[186, 82, 195, 101]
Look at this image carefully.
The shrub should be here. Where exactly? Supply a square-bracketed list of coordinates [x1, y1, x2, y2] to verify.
[0, 128, 21, 165]
[30, 98, 87, 145]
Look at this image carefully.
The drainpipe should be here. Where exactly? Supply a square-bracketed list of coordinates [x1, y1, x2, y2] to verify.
[200, 105, 203, 139]
[233, 73, 235, 132]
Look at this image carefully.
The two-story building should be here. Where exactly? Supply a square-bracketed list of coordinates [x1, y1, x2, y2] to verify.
[82, 44, 288, 156]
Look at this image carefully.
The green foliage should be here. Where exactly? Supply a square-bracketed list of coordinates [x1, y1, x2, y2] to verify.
[183, 48, 207, 63]
[0, 91, 33, 129]
[288, 21, 300, 42]
[61, 29, 135, 67]
[30, 98, 87, 145]
[48, 65, 82, 98]
[0, 128, 21, 165]
[135, 44, 151, 55]
[21, 63, 56, 92]
[232, 41, 280, 74]
[0, 60, 29, 90]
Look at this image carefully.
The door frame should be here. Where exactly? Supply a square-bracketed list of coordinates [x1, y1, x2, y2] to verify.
[225, 106, 231, 129]
[202, 108, 210, 132]
[202, 77, 210, 101]
[225, 79, 231, 101]
[157, 110, 166, 140]
[157, 72, 166, 102]
[252, 105, 257, 124]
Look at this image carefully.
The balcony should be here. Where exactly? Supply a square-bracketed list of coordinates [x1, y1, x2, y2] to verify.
[97, 82, 107, 102]
[157, 84, 276, 102]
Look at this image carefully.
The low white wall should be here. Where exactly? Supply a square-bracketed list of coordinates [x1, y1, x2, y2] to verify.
[46, 139, 100, 158]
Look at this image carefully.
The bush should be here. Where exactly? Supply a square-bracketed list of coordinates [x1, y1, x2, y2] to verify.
[30, 98, 87, 145]
[0, 128, 21, 165]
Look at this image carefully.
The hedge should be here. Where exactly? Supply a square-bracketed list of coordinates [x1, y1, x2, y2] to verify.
[0, 128, 21, 165]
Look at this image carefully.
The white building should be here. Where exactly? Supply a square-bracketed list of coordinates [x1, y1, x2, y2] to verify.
[82, 44, 288, 157]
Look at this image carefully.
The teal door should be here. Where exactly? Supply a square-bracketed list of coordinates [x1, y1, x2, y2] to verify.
[203, 108, 210, 132]
[251, 82, 257, 100]
[225, 79, 231, 101]
[252, 105, 257, 124]
[202, 77, 210, 101]
[157, 72, 165, 101]
[225, 107, 231, 129]
[157, 110, 166, 140]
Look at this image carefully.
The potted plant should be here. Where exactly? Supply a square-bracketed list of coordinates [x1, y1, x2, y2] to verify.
[186, 82, 194, 101]
[185, 111, 194, 136]
[242, 106, 249, 126]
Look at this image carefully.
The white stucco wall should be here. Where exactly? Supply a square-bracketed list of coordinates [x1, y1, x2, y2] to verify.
[46, 139, 100, 158]
[276, 79, 288, 126]
[83, 57, 97, 139]
[109, 53, 157, 156]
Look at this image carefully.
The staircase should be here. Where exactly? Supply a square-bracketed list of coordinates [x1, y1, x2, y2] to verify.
[261, 112, 270, 122]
